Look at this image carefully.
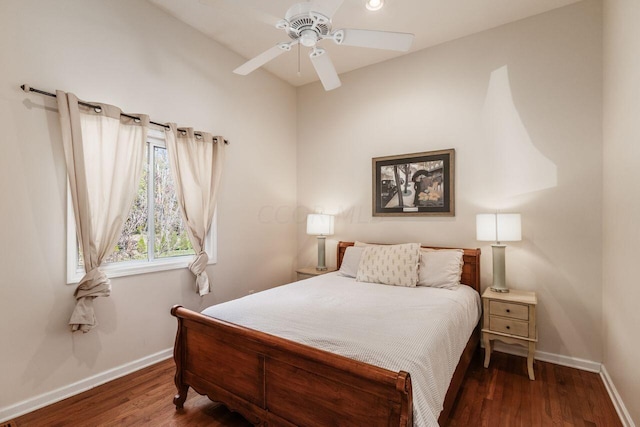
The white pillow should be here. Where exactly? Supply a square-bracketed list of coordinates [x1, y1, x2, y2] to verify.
[338, 246, 365, 278]
[356, 243, 420, 287]
[354, 241, 374, 247]
[418, 248, 464, 289]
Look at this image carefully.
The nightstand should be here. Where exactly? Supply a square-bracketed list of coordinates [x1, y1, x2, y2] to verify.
[481, 288, 538, 380]
[296, 267, 337, 281]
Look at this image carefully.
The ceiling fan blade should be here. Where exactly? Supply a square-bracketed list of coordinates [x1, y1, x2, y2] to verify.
[337, 29, 414, 52]
[233, 41, 297, 75]
[310, 48, 341, 91]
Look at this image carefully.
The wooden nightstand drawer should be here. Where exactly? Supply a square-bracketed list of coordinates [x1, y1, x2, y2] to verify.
[489, 316, 529, 338]
[489, 301, 528, 320]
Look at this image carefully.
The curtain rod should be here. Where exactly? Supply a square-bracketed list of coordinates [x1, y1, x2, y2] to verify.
[20, 84, 229, 145]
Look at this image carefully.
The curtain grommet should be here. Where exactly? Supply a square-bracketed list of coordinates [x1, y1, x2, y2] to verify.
[94, 106, 102, 113]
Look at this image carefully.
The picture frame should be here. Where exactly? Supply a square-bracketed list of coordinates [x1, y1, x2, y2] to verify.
[372, 149, 455, 217]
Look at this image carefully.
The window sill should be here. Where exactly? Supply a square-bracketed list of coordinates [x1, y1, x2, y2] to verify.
[66, 255, 216, 285]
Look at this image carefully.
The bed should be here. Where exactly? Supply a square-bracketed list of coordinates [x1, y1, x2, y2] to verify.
[171, 241, 481, 426]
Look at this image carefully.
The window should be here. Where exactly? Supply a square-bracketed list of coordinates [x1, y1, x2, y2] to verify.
[67, 129, 216, 283]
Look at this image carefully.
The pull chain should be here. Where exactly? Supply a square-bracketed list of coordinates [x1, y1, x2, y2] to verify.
[297, 41, 301, 76]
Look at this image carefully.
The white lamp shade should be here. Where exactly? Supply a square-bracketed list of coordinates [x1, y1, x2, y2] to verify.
[476, 213, 521, 242]
[306, 214, 334, 236]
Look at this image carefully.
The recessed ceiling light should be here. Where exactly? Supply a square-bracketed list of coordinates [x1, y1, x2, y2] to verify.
[366, 0, 384, 12]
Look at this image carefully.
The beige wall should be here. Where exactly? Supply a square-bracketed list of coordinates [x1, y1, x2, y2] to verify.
[297, 1, 603, 362]
[0, 0, 297, 413]
[603, 0, 640, 424]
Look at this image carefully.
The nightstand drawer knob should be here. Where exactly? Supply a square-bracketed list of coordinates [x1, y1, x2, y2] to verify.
[506, 326, 511, 329]
[506, 309, 510, 313]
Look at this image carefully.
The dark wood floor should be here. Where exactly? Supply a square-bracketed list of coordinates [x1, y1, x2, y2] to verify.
[11, 350, 621, 427]
[447, 351, 621, 427]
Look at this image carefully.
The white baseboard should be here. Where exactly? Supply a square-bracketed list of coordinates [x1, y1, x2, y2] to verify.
[0, 348, 173, 423]
[600, 365, 636, 427]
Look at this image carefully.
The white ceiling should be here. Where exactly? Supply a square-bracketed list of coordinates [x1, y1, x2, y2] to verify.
[149, 0, 581, 87]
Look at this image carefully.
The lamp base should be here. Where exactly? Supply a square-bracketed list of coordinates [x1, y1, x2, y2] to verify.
[490, 244, 509, 293]
[316, 236, 327, 271]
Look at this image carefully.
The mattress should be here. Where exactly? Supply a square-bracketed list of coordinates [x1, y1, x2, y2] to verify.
[201, 272, 481, 426]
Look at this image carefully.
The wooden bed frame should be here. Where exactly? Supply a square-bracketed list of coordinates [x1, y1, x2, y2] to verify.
[171, 242, 481, 426]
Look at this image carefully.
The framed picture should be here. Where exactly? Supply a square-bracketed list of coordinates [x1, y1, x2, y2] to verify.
[372, 149, 455, 217]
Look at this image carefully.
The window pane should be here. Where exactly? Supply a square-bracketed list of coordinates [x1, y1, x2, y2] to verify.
[153, 146, 194, 259]
[104, 145, 150, 263]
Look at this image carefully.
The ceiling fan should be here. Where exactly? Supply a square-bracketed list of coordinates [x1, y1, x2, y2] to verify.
[233, 0, 415, 91]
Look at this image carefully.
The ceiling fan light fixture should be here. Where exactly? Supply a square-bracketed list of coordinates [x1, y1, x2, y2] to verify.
[365, 0, 384, 11]
[300, 29, 318, 47]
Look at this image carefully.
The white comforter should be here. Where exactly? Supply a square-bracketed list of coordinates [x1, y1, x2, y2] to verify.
[201, 273, 481, 426]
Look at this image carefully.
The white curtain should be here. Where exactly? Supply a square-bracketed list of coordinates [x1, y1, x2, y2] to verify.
[57, 91, 148, 332]
[165, 124, 226, 296]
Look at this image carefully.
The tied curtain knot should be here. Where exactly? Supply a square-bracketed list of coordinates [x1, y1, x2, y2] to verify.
[70, 267, 111, 333]
[189, 251, 210, 296]
[75, 267, 111, 299]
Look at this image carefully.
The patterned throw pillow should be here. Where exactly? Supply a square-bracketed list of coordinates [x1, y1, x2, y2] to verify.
[356, 243, 420, 287]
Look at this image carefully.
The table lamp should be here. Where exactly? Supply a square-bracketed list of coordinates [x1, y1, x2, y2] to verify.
[306, 214, 334, 271]
[476, 213, 521, 292]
